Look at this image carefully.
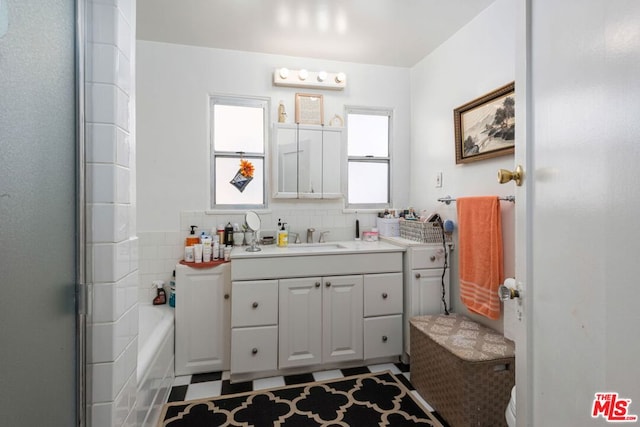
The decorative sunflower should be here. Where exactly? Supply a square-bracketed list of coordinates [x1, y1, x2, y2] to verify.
[239, 159, 254, 178]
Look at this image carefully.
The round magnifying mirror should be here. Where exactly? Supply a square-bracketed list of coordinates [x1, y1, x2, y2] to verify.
[245, 211, 261, 231]
[244, 211, 262, 252]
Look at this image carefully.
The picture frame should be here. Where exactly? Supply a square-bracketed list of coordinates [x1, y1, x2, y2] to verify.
[454, 82, 515, 164]
[295, 93, 324, 125]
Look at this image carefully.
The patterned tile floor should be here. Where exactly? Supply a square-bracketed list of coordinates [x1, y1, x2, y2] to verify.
[167, 362, 450, 426]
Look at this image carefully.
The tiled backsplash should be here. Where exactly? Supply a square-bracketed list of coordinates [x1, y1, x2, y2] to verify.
[137, 209, 379, 298]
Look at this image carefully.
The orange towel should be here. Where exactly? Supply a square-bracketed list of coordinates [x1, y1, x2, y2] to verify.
[456, 196, 504, 320]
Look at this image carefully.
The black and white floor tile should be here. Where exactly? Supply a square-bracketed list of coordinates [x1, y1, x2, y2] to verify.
[167, 362, 449, 426]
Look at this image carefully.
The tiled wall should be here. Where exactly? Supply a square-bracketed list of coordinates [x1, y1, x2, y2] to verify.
[86, 0, 138, 426]
[137, 207, 379, 292]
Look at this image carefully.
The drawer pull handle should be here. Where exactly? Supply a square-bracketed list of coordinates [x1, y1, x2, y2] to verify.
[251, 348, 258, 355]
[382, 292, 388, 299]
[252, 302, 259, 308]
[415, 273, 421, 279]
[224, 294, 230, 300]
[325, 281, 331, 287]
[430, 255, 436, 262]
[315, 282, 321, 288]
[382, 335, 388, 342]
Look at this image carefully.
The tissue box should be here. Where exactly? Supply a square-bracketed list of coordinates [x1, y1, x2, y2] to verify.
[376, 218, 400, 237]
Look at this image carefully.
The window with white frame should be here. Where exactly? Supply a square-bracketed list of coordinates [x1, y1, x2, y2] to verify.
[210, 95, 268, 209]
[346, 107, 392, 208]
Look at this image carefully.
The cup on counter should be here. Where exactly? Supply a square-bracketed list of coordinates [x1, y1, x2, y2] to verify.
[224, 247, 231, 261]
[234, 231, 245, 246]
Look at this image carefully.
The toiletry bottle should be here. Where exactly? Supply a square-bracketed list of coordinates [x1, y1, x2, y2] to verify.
[224, 222, 234, 246]
[153, 286, 166, 305]
[212, 235, 220, 260]
[185, 225, 199, 246]
[217, 225, 225, 245]
[277, 222, 289, 247]
[201, 233, 212, 262]
[169, 270, 176, 308]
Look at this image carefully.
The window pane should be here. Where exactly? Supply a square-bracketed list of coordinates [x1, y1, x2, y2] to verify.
[348, 162, 388, 204]
[215, 157, 264, 205]
[347, 114, 389, 157]
[214, 105, 264, 153]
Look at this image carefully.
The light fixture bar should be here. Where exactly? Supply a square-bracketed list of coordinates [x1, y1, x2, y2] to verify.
[273, 68, 346, 90]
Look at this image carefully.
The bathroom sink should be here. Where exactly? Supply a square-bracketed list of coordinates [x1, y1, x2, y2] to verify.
[287, 243, 347, 252]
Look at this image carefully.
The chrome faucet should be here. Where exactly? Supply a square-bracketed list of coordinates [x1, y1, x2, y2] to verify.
[306, 228, 315, 243]
[319, 231, 330, 243]
[290, 232, 301, 244]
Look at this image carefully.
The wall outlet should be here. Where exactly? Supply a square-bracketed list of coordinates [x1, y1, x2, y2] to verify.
[435, 172, 443, 188]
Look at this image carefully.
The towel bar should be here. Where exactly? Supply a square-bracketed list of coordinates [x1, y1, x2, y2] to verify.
[437, 195, 515, 205]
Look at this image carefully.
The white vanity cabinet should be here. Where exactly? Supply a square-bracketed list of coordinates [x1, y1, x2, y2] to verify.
[403, 244, 450, 361]
[175, 262, 231, 375]
[363, 272, 403, 359]
[230, 245, 404, 380]
[230, 280, 278, 374]
[278, 275, 363, 369]
[273, 123, 344, 199]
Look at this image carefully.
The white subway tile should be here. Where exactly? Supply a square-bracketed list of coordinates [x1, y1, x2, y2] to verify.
[89, 43, 117, 85]
[91, 402, 114, 427]
[87, 163, 115, 203]
[93, 243, 116, 283]
[87, 83, 117, 125]
[116, 88, 130, 131]
[115, 165, 130, 204]
[90, 3, 117, 46]
[116, 10, 132, 60]
[116, 126, 130, 167]
[115, 239, 131, 280]
[87, 123, 116, 163]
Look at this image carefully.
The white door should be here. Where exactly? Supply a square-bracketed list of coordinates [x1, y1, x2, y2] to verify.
[279, 277, 322, 368]
[322, 275, 364, 363]
[517, 1, 640, 425]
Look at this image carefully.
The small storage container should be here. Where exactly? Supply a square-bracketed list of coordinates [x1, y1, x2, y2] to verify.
[376, 218, 400, 237]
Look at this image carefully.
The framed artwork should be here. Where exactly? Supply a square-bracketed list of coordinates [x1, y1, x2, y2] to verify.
[454, 82, 515, 164]
[295, 93, 324, 125]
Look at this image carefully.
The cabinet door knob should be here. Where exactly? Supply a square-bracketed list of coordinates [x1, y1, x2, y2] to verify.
[382, 335, 388, 342]
[315, 282, 321, 288]
[415, 273, 421, 279]
[325, 281, 331, 287]
[224, 293, 230, 300]
[252, 301, 259, 308]
[251, 347, 258, 355]
[430, 255, 436, 262]
[382, 292, 388, 299]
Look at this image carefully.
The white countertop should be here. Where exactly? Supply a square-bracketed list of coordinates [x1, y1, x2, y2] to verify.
[230, 239, 405, 259]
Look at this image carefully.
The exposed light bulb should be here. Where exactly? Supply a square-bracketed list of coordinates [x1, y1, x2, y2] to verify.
[279, 68, 290, 79]
[317, 71, 327, 82]
[298, 69, 308, 80]
[335, 72, 346, 83]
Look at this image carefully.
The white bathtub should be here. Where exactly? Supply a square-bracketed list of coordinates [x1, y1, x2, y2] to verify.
[137, 304, 175, 427]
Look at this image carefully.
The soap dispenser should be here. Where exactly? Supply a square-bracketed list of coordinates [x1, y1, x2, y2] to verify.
[277, 222, 289, 247]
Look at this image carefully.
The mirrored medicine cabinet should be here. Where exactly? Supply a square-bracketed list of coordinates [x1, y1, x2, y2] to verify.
[272, 123, 345, 199]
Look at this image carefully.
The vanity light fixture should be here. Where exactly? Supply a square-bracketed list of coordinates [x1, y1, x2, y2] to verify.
[279, 67, 290, 79]
[273, 68, 346, 90]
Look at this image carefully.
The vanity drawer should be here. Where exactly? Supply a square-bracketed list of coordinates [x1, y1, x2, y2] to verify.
[231, 280, 278, 327]
[411, 246, 446, 270]
[364, 315, 402, 359]
[363, 273, 403, 317]
[231, 326, 278, 374]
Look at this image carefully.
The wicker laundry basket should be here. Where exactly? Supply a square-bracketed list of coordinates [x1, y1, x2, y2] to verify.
[410, 314, 515, 427]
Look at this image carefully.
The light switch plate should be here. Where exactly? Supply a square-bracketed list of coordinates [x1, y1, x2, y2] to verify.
[435, 172, 443, 188]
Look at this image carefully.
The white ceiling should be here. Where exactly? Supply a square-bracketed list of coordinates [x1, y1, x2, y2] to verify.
[136, 0, 496, 67]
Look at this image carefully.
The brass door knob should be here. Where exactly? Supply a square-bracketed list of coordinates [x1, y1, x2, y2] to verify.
[498, 165, 523, 186]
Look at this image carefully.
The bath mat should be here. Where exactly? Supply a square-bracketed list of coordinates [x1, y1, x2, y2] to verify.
[157, 371, 444, 427]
